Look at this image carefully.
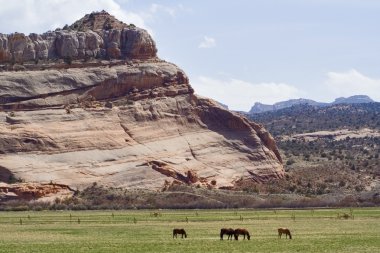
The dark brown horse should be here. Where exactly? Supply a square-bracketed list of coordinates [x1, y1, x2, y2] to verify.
[278, 228, 292, 239]
[234, 228, 251, 240]
[173, 228, 187, 238]
[220, 228, 235, 240]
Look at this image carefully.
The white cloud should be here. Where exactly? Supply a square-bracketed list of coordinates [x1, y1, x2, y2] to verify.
[150, 3, 176, 17]
[0, 0, 150, 34]
[192, 76, 301, 111]
[198, 36, 216, 48]
[325, 69, 380, 101]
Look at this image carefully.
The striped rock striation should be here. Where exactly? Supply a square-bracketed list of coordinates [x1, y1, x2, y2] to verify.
[0, 11, 283, 199]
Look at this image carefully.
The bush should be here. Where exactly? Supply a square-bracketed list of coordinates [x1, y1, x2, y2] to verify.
[286, 159, 295, 166]
[70, 204, 88, 210]
[10, 205, 29, 211]
[63, 56, 72, 65]
[355, 185, 364, 192]
[50, 203, 67, 210]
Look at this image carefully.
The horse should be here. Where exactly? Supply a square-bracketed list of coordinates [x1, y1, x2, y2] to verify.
[234, 228, 251, 240]
[278, 228, 292, 239]
[220, 228, 235, 240]
[173, 228, 187, 238]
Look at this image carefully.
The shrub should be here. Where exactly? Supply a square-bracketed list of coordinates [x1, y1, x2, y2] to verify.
[355, 185, 364, 192]
[286, 159, 295, 166]
[63, 56, 72, 65]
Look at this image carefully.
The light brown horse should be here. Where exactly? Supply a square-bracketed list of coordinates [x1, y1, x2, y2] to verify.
[234, 228, 251, 240]
[220, 228, 235, 240]
[278, 228, 292, 239]
[173, 228, 187, 238]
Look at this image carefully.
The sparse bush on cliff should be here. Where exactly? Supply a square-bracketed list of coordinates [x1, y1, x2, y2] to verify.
[63, 56, 72, 65]
[286, 159, 295, 166]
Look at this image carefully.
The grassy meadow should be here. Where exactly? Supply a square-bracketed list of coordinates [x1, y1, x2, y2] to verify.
[0, 208, 379, 253]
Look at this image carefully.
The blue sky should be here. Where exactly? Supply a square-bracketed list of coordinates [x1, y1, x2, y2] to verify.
[1, 0, 379, 111]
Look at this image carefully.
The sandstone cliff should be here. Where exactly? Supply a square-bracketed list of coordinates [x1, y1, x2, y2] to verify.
[0, 11, 283, 199]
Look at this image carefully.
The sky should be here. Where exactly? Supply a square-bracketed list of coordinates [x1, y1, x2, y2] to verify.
[0, 0, 379, 111]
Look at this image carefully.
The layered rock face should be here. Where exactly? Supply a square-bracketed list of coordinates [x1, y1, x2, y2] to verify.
[0, 10, 156, 64]
[0, 12, 283, 198]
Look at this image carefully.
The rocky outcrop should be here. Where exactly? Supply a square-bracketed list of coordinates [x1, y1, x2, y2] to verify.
[0, 182, 73, 200]
[0, 12, 283, 197]
[0, 60, 189, 108]
[0, 11, 156, 64]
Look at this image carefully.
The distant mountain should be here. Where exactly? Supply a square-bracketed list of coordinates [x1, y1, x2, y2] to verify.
[249, 95, 375, 114]
[248, 102, 380, 201]
[249, 98, 325, 114]
[249, 102, 380, 136]
[332, 95, 374, 104]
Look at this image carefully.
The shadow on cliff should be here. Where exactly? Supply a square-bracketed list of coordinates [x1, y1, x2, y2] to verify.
[195, 97, 282, 164]
[0, 166, 20, 183]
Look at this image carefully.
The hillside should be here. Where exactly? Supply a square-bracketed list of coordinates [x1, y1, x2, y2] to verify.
[248, 103, 380, 205]
[250, 103, 380, 136]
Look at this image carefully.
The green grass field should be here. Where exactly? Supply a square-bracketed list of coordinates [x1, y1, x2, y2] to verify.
[0, 208, 379, 253]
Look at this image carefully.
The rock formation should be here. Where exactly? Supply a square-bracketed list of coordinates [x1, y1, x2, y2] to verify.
[0, 10, 156, 64]
[0, 11, 283, 199]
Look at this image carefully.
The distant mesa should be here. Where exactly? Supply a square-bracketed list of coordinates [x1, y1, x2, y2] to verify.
[332, 95, 374, 105]
[249, 95, 375, 114]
